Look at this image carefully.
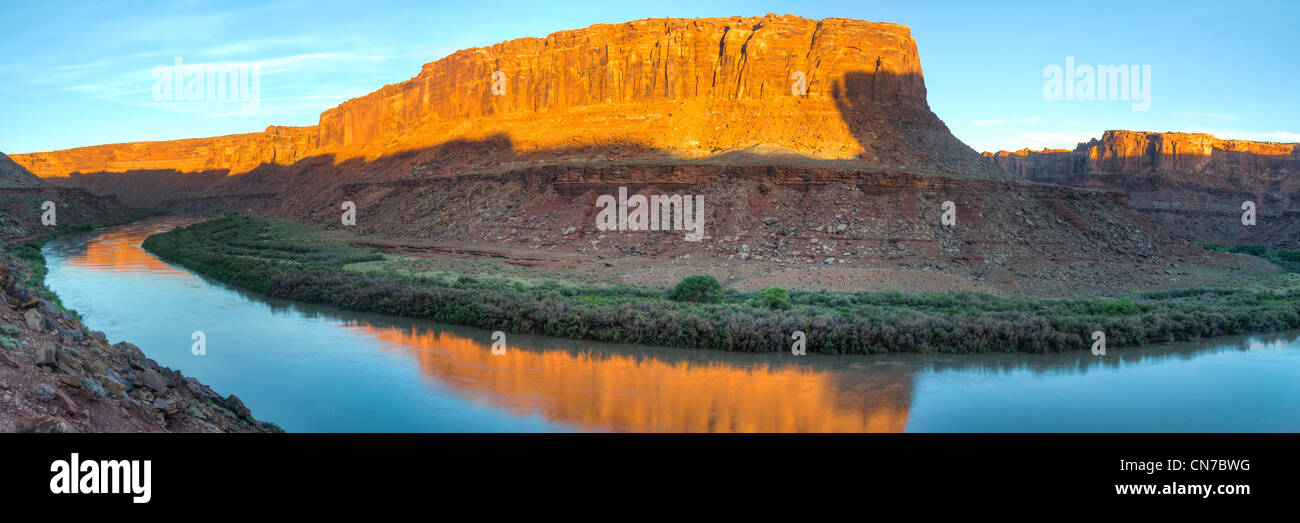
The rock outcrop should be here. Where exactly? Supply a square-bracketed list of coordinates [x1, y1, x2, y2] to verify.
[0, 152, 134, 241]
[985, 131, 1300, 247]
[12, 13, 999, 196]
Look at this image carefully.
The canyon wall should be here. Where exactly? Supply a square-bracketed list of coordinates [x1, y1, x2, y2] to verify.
[11, 13, 999, 194]
[0, 152, 133, 241]
[12, 126, 316, 181]
[986, 130, 1300, 247]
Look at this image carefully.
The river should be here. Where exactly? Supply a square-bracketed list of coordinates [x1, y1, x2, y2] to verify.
[39, 218, 1300, 432]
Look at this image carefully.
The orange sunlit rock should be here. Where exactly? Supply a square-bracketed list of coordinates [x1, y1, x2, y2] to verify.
[11, 14, 994, 182]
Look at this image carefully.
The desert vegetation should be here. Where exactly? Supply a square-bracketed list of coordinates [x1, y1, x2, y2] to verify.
[1204, 244, 1300, 273]
[141, 216, 1300, 355]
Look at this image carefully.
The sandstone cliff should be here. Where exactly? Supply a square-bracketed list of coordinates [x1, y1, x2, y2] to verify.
[12, 14, 998, 188]
[13, 126, 316, 181]
[985, 130, 1300, 247]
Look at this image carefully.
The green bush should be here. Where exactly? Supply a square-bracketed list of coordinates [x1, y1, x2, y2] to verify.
[671, 275, 722, 303]
[1098, 299, 1143, 316]
[1228, 245, 1267, 257]
[753, 286, 792, 310]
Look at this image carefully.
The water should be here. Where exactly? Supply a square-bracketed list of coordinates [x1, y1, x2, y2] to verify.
[40, 218, 1300, 432]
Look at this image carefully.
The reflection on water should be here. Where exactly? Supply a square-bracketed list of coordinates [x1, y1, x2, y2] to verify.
[61, 225, 192, 276]
[347, 324, 909, 432]
[40, 218, 1300, 432]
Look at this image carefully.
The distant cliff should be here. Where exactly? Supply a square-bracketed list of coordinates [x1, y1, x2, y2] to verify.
[0, 152, 133, 241]
[12, 14, 998, 187]
[985, 130, 1300, 247]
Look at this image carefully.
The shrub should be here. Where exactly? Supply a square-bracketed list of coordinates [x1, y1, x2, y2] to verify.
[671, 275, 722, 303]
[753, 286, 792, 310]
[1228, 245, 1267, 257]
[1098, 299, 1143, 316]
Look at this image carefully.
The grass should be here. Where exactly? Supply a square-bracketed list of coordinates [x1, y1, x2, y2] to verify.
[1203, 244, 1300, 274]
[141, 215, 1300, 355]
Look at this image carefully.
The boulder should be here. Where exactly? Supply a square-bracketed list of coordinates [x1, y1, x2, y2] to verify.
[221, 394, 252, 419]
[140, 368, 166, 392]
[23, 308, 42, 331]
[34, 344, 58, 366]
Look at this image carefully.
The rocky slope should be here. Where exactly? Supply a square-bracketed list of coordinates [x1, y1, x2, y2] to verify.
[0, 152, 135, 242]
[0, 243, 278, 432]
[0, 153, 45, 189]
[986, 131, 1300, 247]
[287, 164, 1271, 297]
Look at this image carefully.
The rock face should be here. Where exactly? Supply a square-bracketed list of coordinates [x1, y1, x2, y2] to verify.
[986, 130, 1300, 247]
[0, 152, 134, 241]
[13, 126, 316, 183]
[11, 13, 999, 204]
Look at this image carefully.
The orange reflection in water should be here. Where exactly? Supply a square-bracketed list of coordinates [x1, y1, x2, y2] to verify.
[348, 324, 910, 433]
[65, 226, 190, 276]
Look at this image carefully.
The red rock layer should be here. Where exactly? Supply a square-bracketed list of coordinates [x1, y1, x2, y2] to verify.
[0, 152, 134, 241]
[984, 130, 1300, 246]
[12, 14, 997, 183]
[12, 126, 316, 180]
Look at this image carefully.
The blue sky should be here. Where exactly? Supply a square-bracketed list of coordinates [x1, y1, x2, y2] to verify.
[3, 0, 1297, 154]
